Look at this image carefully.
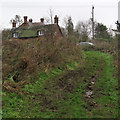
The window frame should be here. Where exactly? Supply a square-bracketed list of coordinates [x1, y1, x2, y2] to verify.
[13, 32, 18, 38]
[38, 30, 44, 36]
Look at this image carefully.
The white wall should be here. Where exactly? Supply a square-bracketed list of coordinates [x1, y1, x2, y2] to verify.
[118, 1, 120, 23]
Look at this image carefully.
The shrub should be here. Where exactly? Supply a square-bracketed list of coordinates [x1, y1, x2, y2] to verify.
[2, 37, 82, 82]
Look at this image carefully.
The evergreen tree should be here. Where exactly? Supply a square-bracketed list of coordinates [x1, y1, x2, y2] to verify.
[116, 21, 120, 31]
[66, 16, 74, 36]
[95, 23, 110, 39]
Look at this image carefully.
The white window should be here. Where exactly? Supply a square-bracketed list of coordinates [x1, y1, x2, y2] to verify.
[54, 32, 57, 36]
[13, 33, 18, 38]
[38, 31, 44, 36]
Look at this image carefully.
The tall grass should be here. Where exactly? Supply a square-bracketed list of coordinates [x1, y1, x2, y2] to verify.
[2, 37, 82, 82]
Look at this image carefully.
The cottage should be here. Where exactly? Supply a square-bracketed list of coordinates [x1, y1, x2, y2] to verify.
[11, 15, 63, 39]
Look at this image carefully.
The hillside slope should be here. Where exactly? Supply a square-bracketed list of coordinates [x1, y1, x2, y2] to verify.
[2, 37, 82, 83]
[2, 49, 118, 118]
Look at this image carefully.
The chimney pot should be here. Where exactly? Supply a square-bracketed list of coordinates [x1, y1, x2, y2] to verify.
[24, 16, 27, 24]
[29, 19, 32, 23]
[40, 18, 44, 23]
[54, 15, 58, 24]
[12, 20, 16, 28]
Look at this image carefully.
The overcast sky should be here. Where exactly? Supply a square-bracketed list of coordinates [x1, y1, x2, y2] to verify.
[0, 0, 119, 30]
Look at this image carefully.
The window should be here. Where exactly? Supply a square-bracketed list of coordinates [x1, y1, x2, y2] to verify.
[38, 31, 44, 36]
[54, 32, 57, 36]
[13, 33, 18, 38]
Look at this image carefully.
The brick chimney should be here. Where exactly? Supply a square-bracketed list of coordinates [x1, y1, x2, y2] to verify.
[29, 19, 32, 23]
[54, 15, 58, 24]
[24, 16, 27, 24]
[12, 20, 16, 28]
[40, 18, 44, 23]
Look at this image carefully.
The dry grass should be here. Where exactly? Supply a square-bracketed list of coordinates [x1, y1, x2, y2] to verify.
[2, 37, 82, 83]
[92, 38, 118, 69]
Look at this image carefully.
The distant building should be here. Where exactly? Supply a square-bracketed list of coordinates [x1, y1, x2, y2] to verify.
[11, 15, 63, 39]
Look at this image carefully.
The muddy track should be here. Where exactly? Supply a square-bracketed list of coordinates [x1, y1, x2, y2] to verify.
[82, 62, 105, 115]
[57, 68, 85, 93]
[82, 71, 99, 112]
[2, 62, 105, 116]
[43, 65, 103, 114]
[51, 62, 105, 115]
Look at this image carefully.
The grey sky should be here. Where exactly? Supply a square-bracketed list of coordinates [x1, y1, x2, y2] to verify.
[0, 0, 119, 30]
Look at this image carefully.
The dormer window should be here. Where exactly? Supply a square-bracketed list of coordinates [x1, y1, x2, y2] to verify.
[38, 30, 44, 36]
[13, 32, 18, 38]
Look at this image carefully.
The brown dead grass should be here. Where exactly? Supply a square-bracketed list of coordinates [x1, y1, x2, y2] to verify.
[2, 37, 82, 83]
[92, 38, 118, 70]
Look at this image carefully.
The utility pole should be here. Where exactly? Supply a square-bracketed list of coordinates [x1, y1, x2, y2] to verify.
[91, 5, 94, 39]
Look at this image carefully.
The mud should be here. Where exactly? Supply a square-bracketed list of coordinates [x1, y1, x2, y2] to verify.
[57, 69, 85, 93]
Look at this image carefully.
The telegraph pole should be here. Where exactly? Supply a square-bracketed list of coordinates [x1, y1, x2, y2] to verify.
[92, 5, 94, 39]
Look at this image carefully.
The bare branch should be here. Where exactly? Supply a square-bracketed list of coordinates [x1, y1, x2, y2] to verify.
[48, 9, 54, 24]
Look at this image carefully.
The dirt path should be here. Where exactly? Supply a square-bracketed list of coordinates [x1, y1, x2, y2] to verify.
[82, 61, 105, 115]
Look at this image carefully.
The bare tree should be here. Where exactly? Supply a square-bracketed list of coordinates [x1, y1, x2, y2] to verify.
[44, 17, 50, 24]
[10, 15, 23, 27]
[60, 27, 67, 36]
[108, 26, 114, 37]
[48, 9, 54, 24]
[75, 20, 91, 41]
[62, 16, 69, 28]
[76, 20, 91, 35]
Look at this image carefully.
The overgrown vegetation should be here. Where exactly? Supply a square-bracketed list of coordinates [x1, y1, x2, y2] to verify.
[2, 19, 119, 118]
[2, 37, 82, 83]
[2, 50, 118, 118]
[2, 29, 11, 41]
